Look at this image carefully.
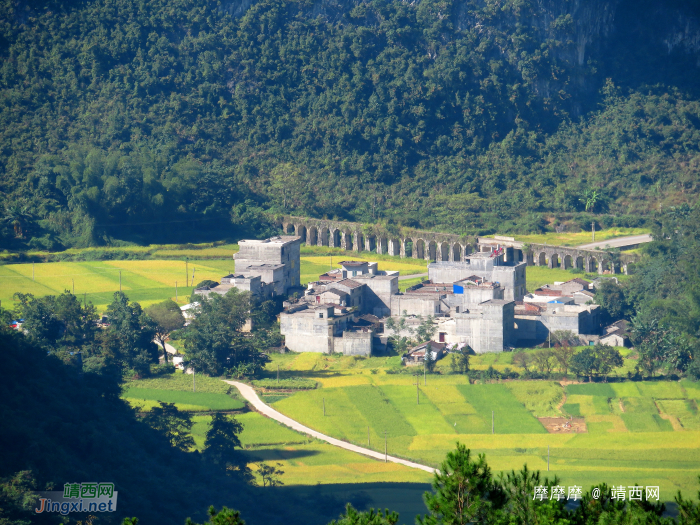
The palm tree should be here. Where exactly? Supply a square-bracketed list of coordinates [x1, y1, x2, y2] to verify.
[3, 204, 33, 238]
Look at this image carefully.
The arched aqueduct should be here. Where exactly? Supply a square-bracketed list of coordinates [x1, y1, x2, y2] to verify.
[279, 216, 638, 274]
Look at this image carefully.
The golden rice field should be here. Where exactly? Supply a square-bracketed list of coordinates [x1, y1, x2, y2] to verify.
[0, 260, 227, 311]
[497, 228, 650, 247]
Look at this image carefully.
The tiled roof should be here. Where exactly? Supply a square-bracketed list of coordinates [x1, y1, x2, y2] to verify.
[337, 279, 363, 289]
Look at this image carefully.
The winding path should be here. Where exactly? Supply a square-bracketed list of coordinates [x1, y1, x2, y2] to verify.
[223, 380, 437, 474]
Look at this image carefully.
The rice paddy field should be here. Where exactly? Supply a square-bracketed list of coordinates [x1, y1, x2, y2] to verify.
[254, 353, 700, 500]
[490, 228, 651, 247]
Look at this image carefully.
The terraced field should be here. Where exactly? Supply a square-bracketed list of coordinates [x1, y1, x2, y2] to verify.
[263, 364, 700, 498]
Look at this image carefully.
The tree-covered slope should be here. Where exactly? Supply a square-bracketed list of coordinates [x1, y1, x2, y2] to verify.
[1, 0, 700, 248]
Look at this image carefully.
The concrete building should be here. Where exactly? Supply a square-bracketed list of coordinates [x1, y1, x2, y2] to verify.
[428, 252, 526, 301]
[234, 236, 301, 295]
[279, 303, 374, 356]
[514, 302, 600, 343]
[194, 274, 274, 299]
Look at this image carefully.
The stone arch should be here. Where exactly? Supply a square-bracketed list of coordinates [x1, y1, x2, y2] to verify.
[404, 238, 414, 258]
[563, 254, 573, 270]
[526, 252, 535, 265]
[308, 226, 318, 246]
[295, 224, 306, 242]
[284, 223, 294, 234]
[464, 244, 473, 256]
[355, 232, 364, 252]
[331, 229, 340, 248]
[376, 237, 386, 255]
[320, 227, 330, 247]
[452, 243, 462, 262]
[600, 259, 611, 274]
[365, 235, 376, 252]
[550, 253, 560, 269]
[342, 231, 353, 251]
[415, 239, 425, 260]
[587, 257, 598, 273]
[389, 239, 400, 257]
[427, 240, 437, 261]
[575, 256, 584, 270]
[440, 242, 450, 262]
[538, 252, 547, 266]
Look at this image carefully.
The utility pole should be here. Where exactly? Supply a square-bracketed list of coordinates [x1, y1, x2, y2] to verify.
[592, 222, 595, 242]
[492, 411, 494, 434]
[192, 267, 196, 286]
[323, 397, 326, 416]
[417, 374, 420, 405]
[384, 430, 387, 463]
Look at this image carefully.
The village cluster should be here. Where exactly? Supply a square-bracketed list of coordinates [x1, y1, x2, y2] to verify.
[193, 235, 627, 361]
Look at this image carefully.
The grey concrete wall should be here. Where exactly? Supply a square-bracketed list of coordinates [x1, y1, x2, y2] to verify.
[342, 331, 373, 356]
[354, 275, 398, 316]
[390, 295, 441, 317]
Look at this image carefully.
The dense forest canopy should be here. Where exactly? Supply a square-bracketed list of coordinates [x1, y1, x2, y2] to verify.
[1, 0, 700, 248]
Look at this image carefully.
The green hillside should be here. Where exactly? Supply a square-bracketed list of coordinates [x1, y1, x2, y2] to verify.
[2, 0, 700, 249]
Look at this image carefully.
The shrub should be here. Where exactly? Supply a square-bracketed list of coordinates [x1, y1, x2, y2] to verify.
[251, 378, 318, 390]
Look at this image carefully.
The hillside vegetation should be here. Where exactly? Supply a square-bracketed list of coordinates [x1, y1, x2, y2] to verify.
[2, 0, 700, 249]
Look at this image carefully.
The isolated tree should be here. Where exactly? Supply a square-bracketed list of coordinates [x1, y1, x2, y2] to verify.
[257, 463, 284, 487]
[533, 350, 554, 375]
[595, 280, 631, 325]
[450, 346, 471, 374]
[145, 299, 185, 363]
[594, 343, 623, 382]
[425, 347, 437, 373]
[512, 351, 532, 372]
[551, 331, 578, 375]
[185, 506, 246, 525]
[328, 504, 399, 525]
[631, 316, 669, 378]
[204, 413, 249, 480]
[418, 443, 500, 525]
[570, 347, 598, 382]
[415, 316, 437, 343]
[143, 402, 194, 451]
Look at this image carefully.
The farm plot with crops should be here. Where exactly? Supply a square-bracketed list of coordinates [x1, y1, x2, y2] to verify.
[0, 260, 228, 310]
[123, 387, 245, 411]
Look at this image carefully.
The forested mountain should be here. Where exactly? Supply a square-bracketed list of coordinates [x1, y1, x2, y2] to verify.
[2, 0, 700, 249]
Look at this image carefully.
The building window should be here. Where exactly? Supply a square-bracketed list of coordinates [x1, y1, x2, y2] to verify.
[456, 306, 460, 313]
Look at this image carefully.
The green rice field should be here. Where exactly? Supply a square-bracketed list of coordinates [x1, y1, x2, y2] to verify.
[123, 387, 245, 412]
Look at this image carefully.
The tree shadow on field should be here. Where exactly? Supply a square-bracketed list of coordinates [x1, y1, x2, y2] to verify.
[243, 448, 320, 461]
[244, 482, 432, 525]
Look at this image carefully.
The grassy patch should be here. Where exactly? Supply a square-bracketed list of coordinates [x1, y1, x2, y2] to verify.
[457, 384, 546, 434]
[502, 228, 650, 247]
[123, 387, 244, 411]
[505, 381, 563, 418]
[565, 383, 617, 397]
[128, 371, 234, 395]
[252, 378, 318, 390]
